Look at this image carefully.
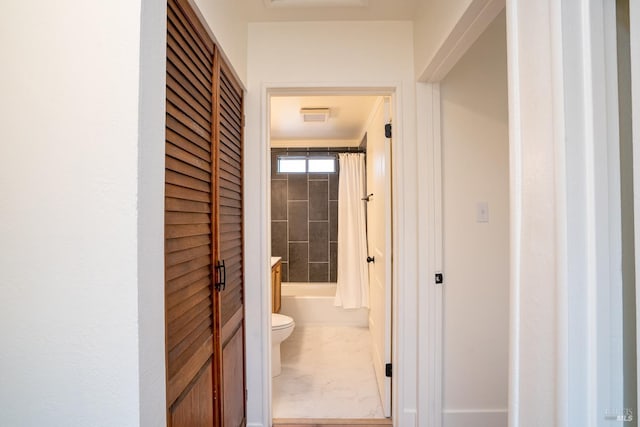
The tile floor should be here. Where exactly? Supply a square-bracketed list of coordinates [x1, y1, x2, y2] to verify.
[272, 325, 385, 419]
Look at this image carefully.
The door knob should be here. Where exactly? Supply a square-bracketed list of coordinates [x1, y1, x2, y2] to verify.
[367, 256, 375, 263]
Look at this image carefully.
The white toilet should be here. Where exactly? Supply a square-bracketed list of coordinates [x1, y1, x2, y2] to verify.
[271, 313, 295, 376]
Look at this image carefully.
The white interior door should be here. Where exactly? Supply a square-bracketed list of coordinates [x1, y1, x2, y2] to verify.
[366, 97, 392, 417]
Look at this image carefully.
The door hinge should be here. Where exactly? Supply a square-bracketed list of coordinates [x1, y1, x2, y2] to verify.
[435, 272, 443, 284]
[384, 123, 392, 138]
[385, 363, 392, 378]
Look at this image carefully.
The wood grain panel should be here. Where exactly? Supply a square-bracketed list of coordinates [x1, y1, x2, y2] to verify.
[170, 362, 215, 427]
[168, 322, 212, 376]
[167, 335, 213, 405]
[222, 325, 245, 427]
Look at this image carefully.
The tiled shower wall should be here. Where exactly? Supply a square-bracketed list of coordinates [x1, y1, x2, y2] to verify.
[271, 148, 351, 283]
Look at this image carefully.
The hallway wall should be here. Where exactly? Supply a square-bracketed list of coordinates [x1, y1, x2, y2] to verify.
[440, 11, 509, 427]
[0, 1, 163, 426]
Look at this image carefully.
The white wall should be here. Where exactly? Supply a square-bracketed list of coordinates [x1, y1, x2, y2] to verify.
[192, 0, 248, 86]
[246, 21, 418, 426]
[0, 1, 158, 426]
[440, 12, 509, 427]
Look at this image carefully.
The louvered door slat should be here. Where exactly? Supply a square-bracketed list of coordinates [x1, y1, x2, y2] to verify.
[166, 33, 211, 96]
[166, 170, 210, 192]
[167, 0, 214, 62]
[166, 128, 210, 160]
[166, 255, 210, 282]
[167, 63, 211, 112]
[167, 72, 212, 118]
[168, 310, 212, 353]
[165, 212, 211, 225]
[166, 244, 211, 266]
[166, 116, 211, 152]
[166, 141, 211, 172]
[167, 49, 212, 101]
[166, 157, 211, 182]
[168, 324, 212, 377]
[166, 265, 210, 294]
[166, 20, 211, 82]
[167, 88, 211, 130]
[167, 276, 211, 310]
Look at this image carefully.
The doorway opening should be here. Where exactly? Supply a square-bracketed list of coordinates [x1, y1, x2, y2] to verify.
[266, 91, 394, 422]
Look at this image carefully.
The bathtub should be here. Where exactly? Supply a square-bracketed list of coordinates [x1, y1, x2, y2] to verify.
[280, 282, 369, 327]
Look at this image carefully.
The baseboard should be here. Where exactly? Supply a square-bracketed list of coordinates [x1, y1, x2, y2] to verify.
[272, 418, 392, 426]
[442, 409, 507, 427]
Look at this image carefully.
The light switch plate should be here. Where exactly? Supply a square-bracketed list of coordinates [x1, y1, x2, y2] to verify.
[477, 202, 489, 223]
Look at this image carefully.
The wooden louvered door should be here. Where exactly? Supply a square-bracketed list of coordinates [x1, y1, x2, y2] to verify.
[213, 55, 246, 427]
[165, 0, 234, 427]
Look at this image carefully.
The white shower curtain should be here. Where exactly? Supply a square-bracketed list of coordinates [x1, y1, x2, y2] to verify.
[334, 153, 369, 309]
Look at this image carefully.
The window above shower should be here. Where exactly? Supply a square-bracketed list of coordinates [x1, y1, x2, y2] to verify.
[277, 156, 337, 174]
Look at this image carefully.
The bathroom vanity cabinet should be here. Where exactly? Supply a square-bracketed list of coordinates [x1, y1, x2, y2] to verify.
[271, 257, 282, 313]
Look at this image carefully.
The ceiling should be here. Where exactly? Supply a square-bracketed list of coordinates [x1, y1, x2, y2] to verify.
[270, 95, 381, 147]
[244, 0, 418, 22]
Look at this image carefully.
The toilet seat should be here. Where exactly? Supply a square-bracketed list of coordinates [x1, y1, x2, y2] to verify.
[272, 313, 294, 331]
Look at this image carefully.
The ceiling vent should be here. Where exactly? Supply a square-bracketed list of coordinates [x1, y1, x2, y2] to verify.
[300, 108, 330, 123]
[264, 0, 368, 8]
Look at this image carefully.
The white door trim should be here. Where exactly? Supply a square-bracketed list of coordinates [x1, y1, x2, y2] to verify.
[248, 81, 415, 427]
[416, 82, 443, 427]
[630, 0, 640, 419]
[418, 0, 505, 82]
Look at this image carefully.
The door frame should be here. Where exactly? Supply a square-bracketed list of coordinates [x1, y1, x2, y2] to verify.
[253, 83, 403, 425]
[415, 2, 505, 426]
